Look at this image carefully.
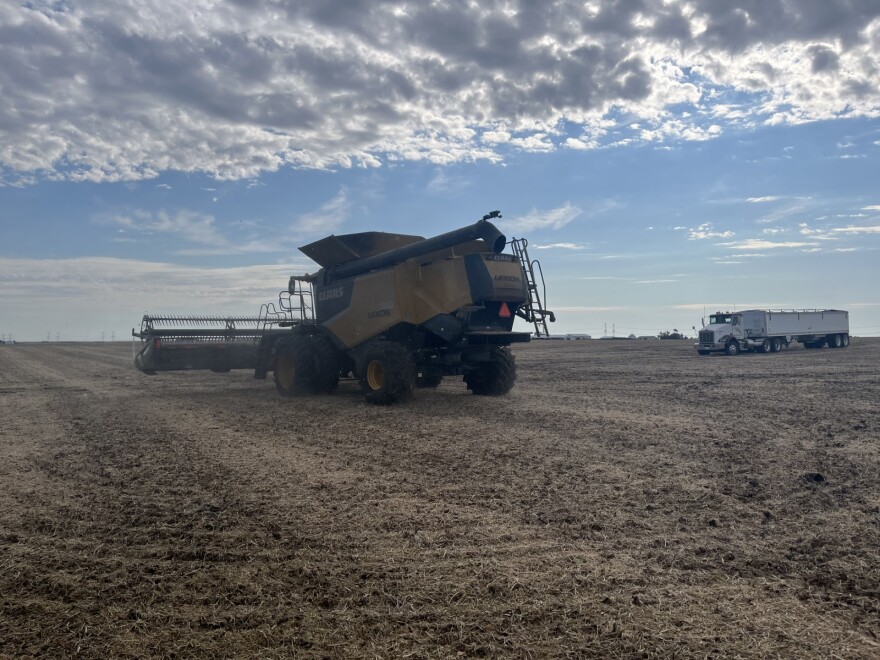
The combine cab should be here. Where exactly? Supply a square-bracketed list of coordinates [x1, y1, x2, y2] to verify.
[133, 211, 554, 404]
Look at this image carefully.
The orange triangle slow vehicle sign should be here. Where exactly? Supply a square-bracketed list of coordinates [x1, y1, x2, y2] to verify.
[499, 302, 511, 318]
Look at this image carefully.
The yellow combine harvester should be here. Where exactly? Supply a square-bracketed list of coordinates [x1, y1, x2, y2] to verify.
[133, 211, 554, 404]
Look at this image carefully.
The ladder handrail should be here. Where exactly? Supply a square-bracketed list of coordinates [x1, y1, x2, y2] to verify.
[509, 237, 553, 337]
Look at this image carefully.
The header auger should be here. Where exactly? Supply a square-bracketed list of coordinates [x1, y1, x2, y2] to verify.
[132, 211, 555, 404]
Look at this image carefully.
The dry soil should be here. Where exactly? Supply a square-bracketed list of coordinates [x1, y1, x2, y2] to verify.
[1, 339, 878, 658]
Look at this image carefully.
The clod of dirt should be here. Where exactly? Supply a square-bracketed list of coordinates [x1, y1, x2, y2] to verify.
[803, 472, 826, 484]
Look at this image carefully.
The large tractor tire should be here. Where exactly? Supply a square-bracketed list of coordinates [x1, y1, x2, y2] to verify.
[465, 347, 516, 396]
[416, 366, 444, 388]
[310, 334, 341, 394]
[359, 341, 415, 405]
[273, 335, 317, 396]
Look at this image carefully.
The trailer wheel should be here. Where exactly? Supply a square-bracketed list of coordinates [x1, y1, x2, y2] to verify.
[310, 334, 341, 393]
[465, 347, 517, 395]
[842, 333, 850, 347]
[771, 338, 783, 353]
[417, 366, 444, 388]
[725, 340, 740, 356]
[359, 341, 415, 405]
[273, 336, 317, 397]
[760, 339, 772, 353]
[828, 334, 843, 349]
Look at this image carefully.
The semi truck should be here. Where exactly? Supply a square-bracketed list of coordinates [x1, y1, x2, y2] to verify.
[696, 309, 850, 356]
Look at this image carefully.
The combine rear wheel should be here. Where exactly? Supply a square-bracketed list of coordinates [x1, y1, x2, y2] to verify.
[273, 336, 317, 396]
[465, 347, 516, 395]
[359, 341, 415, 405]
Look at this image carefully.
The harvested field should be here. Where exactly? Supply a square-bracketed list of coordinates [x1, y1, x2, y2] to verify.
[1, 338, 878, 658]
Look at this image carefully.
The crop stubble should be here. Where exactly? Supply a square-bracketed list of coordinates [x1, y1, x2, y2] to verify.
[0, 339, 878, 657]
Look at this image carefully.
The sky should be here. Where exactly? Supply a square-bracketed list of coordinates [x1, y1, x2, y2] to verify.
[1, 0, 880, 342]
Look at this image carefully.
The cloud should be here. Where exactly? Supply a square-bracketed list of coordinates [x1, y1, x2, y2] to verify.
[533, 242, 586, 250]
[798, 223, 839, 240]
[832, 225, 880, 234]
[553, 306, 628, 312]
[293, 189, 350, 235]
[717, 239, 821, 250]
[0, 256, 314, 339]
[688, 223, 734, 240]
[747, 196, 780, 203]
[503, 203, 582, 233]
[100, 192, 351, 254]
[674, 303, 783, 311]
[2, 1, 879, 183]
[862, 205, 880, 211]
[709, 253, 768, 260]
[108, 209, 229, 247]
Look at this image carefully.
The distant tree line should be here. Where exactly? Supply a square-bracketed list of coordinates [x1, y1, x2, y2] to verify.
[659, 329, 688, 340]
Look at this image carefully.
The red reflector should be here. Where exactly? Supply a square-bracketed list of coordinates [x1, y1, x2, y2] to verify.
[499, 302, 511, 318]
[154, 338, 161, 349]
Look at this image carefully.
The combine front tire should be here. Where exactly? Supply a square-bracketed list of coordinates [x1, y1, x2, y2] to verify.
[310, 334, 341, 394]
[465, 347, 516, 396]
[273, 336, 317, 397]
[359, 341, 415, 405]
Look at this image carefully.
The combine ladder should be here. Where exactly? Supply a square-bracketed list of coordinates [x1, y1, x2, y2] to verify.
[509, 237, 555, 337]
